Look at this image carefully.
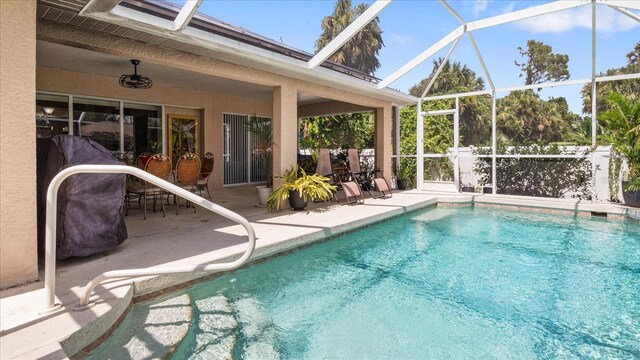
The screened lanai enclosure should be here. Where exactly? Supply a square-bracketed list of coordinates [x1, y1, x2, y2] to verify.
[381, 0, 640, 203]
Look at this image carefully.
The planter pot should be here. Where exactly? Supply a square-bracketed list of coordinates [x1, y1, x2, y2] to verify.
[256, 185, 272, 207]
[397, 179, 409, 190]
[288, 191, 308, 211]
[483, 186, 493, 194]
[622, 181, 640, 207]
[461, 186, 475, 193]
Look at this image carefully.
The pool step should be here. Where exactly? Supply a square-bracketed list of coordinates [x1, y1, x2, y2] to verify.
[233, 297, 280, 360]
[188, 295, 238, 360]
[88, 293, 192, 359]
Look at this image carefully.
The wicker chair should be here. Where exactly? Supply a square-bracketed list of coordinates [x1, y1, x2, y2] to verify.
[196, 152, 214, 201]
[126, 153, 171, 219]
[175, 152, 201, 214]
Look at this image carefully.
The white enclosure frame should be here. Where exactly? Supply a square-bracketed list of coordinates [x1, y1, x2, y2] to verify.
[386, 0, 640, 197]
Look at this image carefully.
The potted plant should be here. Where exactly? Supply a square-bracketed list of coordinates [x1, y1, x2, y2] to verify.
[267, 165, 336, 211]
[599, 93, 640, 207]
[245, 114, 273, 206]
[396, 163, 411, 190]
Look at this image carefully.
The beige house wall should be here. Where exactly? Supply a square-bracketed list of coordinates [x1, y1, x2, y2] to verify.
[37, 66, 272, 189]
[0, 0, 38, 288]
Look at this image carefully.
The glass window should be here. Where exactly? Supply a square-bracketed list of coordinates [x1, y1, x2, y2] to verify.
[124, 103, 163, 161]
[73, 97, 120, 152]
[36, 94, 69, 139]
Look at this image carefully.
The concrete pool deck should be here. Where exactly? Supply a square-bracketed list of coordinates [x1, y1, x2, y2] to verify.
[0, 187, 635, 359]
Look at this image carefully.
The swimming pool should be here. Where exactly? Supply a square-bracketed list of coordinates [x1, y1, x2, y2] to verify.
[92, 206, 640, 359]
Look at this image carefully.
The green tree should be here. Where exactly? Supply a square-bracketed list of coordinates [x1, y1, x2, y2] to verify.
[599, 93, 640, 190]
[409, 58, 485, 96]
[299, 112, 374, 150]
[515, 40, 570, 85]
[581, 41, 640, 114]
[496, 90, 568, 144]
[315, 0, 383, 75]
[409, 58, 492, 146]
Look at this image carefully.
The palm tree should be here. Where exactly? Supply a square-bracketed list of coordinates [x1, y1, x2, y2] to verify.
[315, 0, 383, 76]
[409, 58, 485, 97]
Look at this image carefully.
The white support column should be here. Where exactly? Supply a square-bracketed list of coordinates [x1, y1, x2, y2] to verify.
[119, 100, 125, 153]
[68, 95, 74, 135]
[416, 100, 424, 191]
[454, 97, 460, 192]
[591, 1, 597, 148]
[591, 1, 598, 200]
[598, 0, 640, 11]
[466, 1, 586, 31]
[467, 32, 495, 91]
[421, 36, 462, 98]
[308, 0, 392, 69]
[173, 0, 203, 31]
[607, 4, 640, 22]
[378, 26, 464, 89]
[491, 91, 497, 195]
[393, 106, 400, 171]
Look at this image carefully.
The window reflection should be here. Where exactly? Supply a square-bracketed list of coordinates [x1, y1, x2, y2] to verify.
[36, 94, 69, 139]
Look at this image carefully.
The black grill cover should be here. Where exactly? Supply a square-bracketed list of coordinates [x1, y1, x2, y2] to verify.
[37, 135, 128, 259]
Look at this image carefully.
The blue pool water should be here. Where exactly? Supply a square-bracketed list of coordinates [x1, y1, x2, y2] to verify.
[102, 206, 640, 359]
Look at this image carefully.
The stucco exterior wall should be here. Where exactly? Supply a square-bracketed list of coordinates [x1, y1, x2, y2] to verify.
[0, 0, 38, 288]
[37, 66, 272, 189]
[272, 85, 299, 185]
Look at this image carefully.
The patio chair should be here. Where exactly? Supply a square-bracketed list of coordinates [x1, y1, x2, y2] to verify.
[135, 152, 152, 169]
[346, 148, 370, 187]
[126, 153, 171, 219]
[347, 148, 392, 199]
[338, 171, 365, 206]
[174, 152, 201, 215]
[196, 152, 214, 201]
[315, 148, 339, 203]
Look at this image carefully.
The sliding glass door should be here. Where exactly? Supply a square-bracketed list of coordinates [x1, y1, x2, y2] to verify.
[223, 113, 270, 185]
[124, 103, 163, 160]
[36, 92, 165, 162]
[73, 97, 120, 152]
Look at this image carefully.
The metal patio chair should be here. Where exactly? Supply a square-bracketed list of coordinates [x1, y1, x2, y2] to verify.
[126, 153, 171, 219]
[195, 152, 214, 201]
[174, 152, 201, 215]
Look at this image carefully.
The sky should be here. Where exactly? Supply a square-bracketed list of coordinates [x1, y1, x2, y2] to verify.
[170, 0, 639, 114]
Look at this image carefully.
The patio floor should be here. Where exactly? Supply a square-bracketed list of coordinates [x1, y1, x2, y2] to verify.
[0, 185, 442, 359]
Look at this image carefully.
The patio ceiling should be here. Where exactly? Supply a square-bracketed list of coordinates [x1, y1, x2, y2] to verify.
[38, 40, 338, 106]
[37, 0, 417, 106]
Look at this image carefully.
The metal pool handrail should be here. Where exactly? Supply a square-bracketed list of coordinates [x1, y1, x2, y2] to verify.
[43, 164, 256, 313]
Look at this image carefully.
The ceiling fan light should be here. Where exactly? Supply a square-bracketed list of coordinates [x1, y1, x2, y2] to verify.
[119, 59, 153, 89]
